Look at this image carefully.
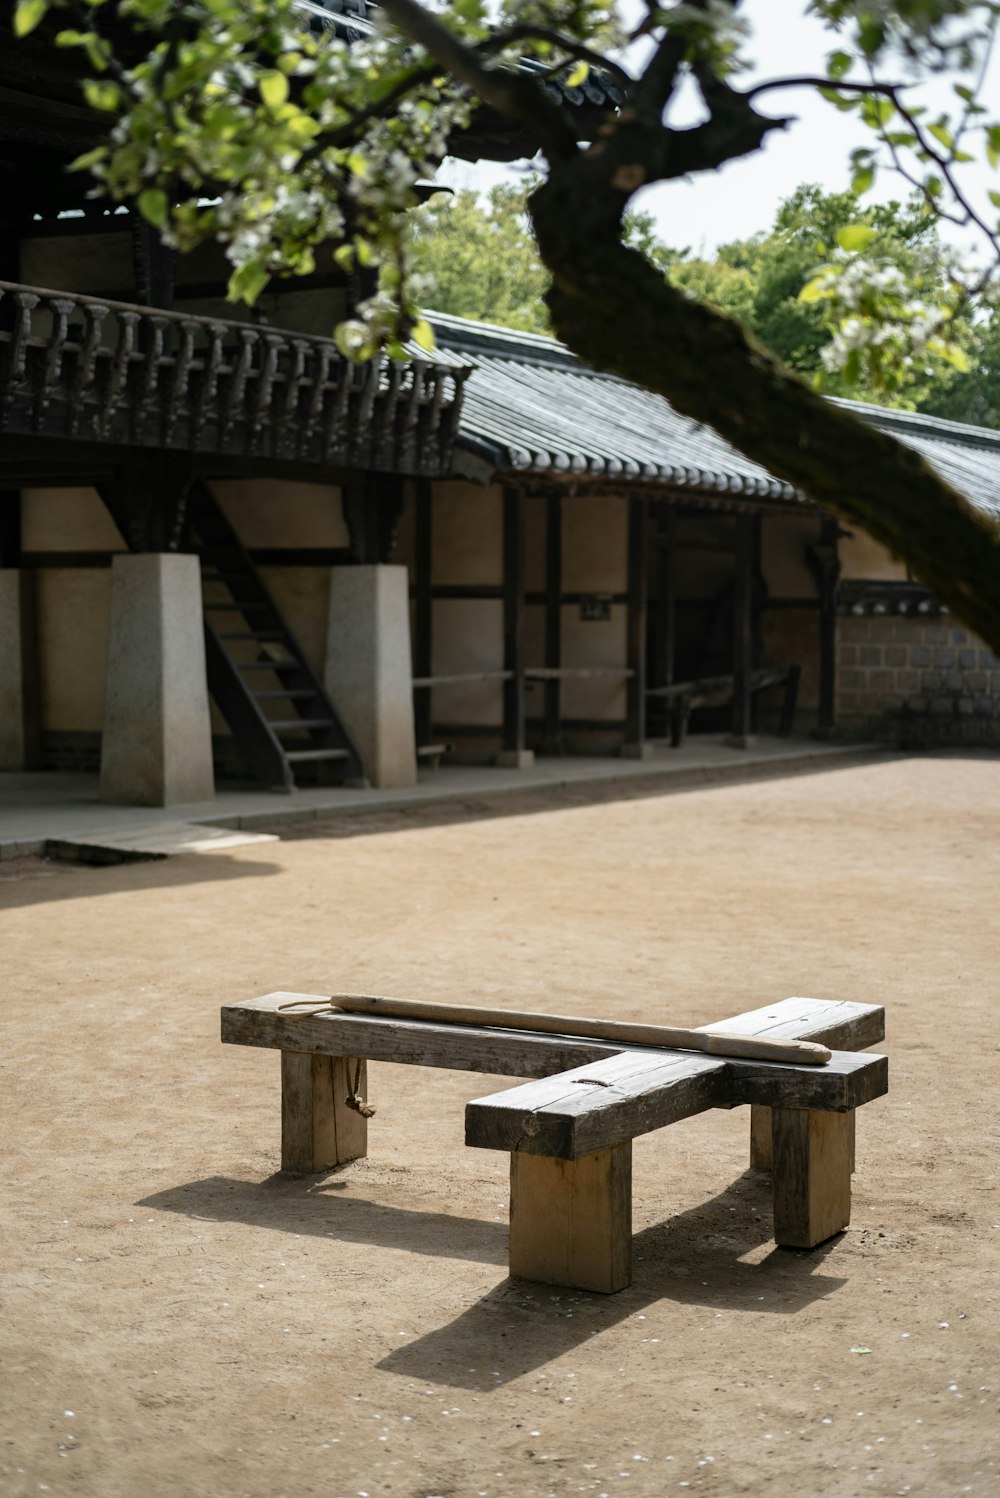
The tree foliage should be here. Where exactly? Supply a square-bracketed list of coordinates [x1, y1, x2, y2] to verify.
[14, 0, 1000, 653]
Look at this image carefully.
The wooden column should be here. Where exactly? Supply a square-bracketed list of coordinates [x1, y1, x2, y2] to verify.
[509, 1144, 632, 1293]
[816, 518, 841, 738]
[649, 510, 676, 738]
[754, 1101, 855, 1174]
[413, 479, 433, 749]
[623, 495, 650, 757]
[541, 492, 563, 754]
[727, 512, 754, 748]
[771, 1108, 853, 1248]
[281, 1052, 369, 1172]
[498, 485, 531, 766]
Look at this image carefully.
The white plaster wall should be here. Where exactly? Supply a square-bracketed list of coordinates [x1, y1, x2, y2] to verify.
[840, 528, 908, 581]
[562, 494, 627, 592]
[431, 599, 504, 725]
[22, 488, 125, 552]
[212, 479, 346, 549]
[260, 566, 331, 678]
[431, 481, 503, 586]
[35, 570, 111, 732]
[562, 604, 628, 720]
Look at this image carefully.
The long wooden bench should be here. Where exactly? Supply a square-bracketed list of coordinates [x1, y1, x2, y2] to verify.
[221, 994, 886, 1293]
[647, 665, 801, 746]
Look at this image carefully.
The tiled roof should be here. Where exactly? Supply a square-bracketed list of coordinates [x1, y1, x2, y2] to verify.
[432, 311, 1000, 521]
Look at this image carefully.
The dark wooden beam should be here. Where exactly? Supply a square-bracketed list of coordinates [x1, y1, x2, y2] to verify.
[728, 513, 755, 747]
[0, 487, 22, 568]
[413, 479, 433, 748]
[813, 517, 841, 738]
[624, 495, 648, 754]
[541, 492, 563, 754]
[501, 484, 527, 759]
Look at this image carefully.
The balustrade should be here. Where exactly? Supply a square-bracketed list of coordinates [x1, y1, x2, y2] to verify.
[0, 281, 468, 475]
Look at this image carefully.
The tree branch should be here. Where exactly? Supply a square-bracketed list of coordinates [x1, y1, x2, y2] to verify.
[378, 0, 579, 160]
[529, 172, 1000, 655]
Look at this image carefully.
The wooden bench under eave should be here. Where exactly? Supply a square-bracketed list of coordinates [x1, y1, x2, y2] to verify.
[221, 994, 886, 1294]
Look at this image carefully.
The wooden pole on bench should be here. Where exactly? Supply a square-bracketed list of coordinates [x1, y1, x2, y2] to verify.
[328, 994, 831, 1066]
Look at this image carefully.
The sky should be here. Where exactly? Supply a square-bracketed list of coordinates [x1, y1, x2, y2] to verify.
[438, 0, 1000, 261]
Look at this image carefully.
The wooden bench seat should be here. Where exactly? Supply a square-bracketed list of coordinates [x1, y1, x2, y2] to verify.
[222, 994, 886, 1293]
[646, 665, 802, 746]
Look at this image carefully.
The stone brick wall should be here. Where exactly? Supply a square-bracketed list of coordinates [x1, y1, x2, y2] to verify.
[837, 615, 1000, 745]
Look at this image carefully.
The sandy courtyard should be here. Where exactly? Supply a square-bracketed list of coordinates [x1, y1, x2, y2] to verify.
[2, 751, 998, 1498]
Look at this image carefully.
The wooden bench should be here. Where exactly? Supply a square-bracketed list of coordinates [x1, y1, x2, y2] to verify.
[646, 665, 801, 746]
[221, 994, 886, 1293]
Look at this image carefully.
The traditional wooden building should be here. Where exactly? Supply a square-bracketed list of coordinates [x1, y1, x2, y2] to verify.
[3, 5, 999, 808]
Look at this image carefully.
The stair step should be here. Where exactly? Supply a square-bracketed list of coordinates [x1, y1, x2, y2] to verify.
[218, 631, 288, 642]
[204, 602, 272, 612]
[284, 748, 351, 763]
[251, 689, 317, 700]
[237, 660, 300, 672]
[269, 718, 337, 730]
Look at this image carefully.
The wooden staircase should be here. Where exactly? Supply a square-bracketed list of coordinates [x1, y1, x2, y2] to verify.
[97, 477, 365, 791]
[187, 481, 364, 791]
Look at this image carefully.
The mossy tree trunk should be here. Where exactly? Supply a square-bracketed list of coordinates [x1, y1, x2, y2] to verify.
[529, 167, 1000, 658]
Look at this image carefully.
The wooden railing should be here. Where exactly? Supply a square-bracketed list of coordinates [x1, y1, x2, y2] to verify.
[0, 281, 469, 474]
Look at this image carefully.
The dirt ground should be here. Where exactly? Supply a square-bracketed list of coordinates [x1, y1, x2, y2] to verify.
[2, 750, 999, 1498]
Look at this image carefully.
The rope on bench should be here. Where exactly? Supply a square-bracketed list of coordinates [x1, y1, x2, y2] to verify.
[277, 997, 377, 1116]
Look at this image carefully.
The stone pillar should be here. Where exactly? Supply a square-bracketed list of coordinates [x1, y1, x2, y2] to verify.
[0, 570, 38, 770]
[325, 565, 417, 788]
[100, 553, 214, 806]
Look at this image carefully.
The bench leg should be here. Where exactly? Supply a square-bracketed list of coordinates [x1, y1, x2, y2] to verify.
[750, 1103, 773, 1168]
[751, 1103, 856, 1174]
[509, 1144, 632, 1294]
[281, 1052, 369, 1172]
[771, 1108, 853, 1248]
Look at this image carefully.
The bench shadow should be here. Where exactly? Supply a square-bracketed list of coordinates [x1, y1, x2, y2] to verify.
[375, 1170, 848, 1389]
[140, 1166, 847, 1386]
[138, 1171, 510, 1267]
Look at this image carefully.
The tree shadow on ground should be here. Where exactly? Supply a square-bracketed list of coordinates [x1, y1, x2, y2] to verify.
[0, 849, 282, 909]
[140, 1166, 846, 1386]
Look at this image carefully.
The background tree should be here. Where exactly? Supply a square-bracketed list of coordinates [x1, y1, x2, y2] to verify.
[14, 0, 1000, 650]
[406, 181, 552, 333]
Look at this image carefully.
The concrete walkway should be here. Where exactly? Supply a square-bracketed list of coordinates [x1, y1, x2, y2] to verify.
[0, 736, 883, 861]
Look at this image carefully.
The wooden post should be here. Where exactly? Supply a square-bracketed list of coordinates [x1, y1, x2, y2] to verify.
[499, 485, 531, 766]
[509, 1144, 632, 1293]
[281, 1052, 369, 1172]
[750, 1104, 773, 1168]
[413, 479, 433, 749]
[771, 1108, 853, 1247]
[817, 517, 840, 737]
[623, 495, 649, 757]
[541, 492, 563, 755]
[728, 513, 754, 748]
[649, 509, 676, 740]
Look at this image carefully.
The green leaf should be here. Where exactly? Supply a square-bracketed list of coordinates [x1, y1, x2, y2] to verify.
[138, 188, 168, 228]
[989, 190, 1000, 209]
[67, 145, 108, 173]
[82, 78, 121, 112]
[565, 60, 589, 89]
[227, 263, 270, 306]
[836, 223, 875, 252]
[260, 71, 289, 109]
[409, 318, 436, 352]
[799, 276, 833, 305]
[827, 50, 852, 81]
[333, 243, 355, 272]
[928, 120, 954, 151]
[13, 0, 48, 38]
[851, 165, 875, 195]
